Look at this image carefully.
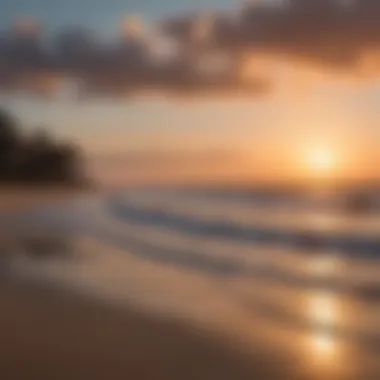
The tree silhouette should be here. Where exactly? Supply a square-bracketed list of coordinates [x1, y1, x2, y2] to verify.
[0, 108, 85, 186]
[0, 110, 20, 180]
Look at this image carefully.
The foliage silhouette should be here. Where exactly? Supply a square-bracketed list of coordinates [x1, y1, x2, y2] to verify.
[0, 108, 86, 186]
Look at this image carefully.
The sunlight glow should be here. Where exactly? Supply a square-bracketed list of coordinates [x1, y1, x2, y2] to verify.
[307, 147, 336, 175]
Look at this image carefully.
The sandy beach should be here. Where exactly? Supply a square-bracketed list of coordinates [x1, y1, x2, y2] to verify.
[0, 187, 91, 213]
[1, 188, 380, 380]
[0, 190, 257, 380]
[0, 279, 263, 380]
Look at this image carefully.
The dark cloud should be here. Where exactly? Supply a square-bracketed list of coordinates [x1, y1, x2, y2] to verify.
[2, 0, 380, 98]
[164, 0, 380, 71]
[0, 20, 268, 98]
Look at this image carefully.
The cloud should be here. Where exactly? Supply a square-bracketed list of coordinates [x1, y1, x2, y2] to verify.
[2, 1, 380, 98]
[0, 16, 269, 98]
[164, 0, 380, 73]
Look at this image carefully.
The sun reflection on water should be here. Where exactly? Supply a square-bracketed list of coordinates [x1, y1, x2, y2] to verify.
[307, 291, 340, 360]
[310, 292, 337, 326]
[313, 332, 335, 354]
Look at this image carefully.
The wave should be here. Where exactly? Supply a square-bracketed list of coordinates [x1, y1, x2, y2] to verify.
[109, 193, 380, 258]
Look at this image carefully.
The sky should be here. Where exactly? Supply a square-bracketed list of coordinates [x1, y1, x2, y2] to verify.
[0, 0, 234, 33]
[1, 0, 380, 184]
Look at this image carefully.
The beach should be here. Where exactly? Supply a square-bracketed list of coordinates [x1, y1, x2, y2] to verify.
[0, 279, 261, 380]
[0, 187, 380, 380]
[0, 187, 89, 213]
[0, 190, 256, 380]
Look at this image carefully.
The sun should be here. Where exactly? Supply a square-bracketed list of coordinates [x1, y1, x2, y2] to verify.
[307, 146, 337, 175]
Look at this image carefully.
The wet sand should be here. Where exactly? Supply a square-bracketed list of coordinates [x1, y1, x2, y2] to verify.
[0, 187, 89, 213]
[0, 279, 261, 380]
